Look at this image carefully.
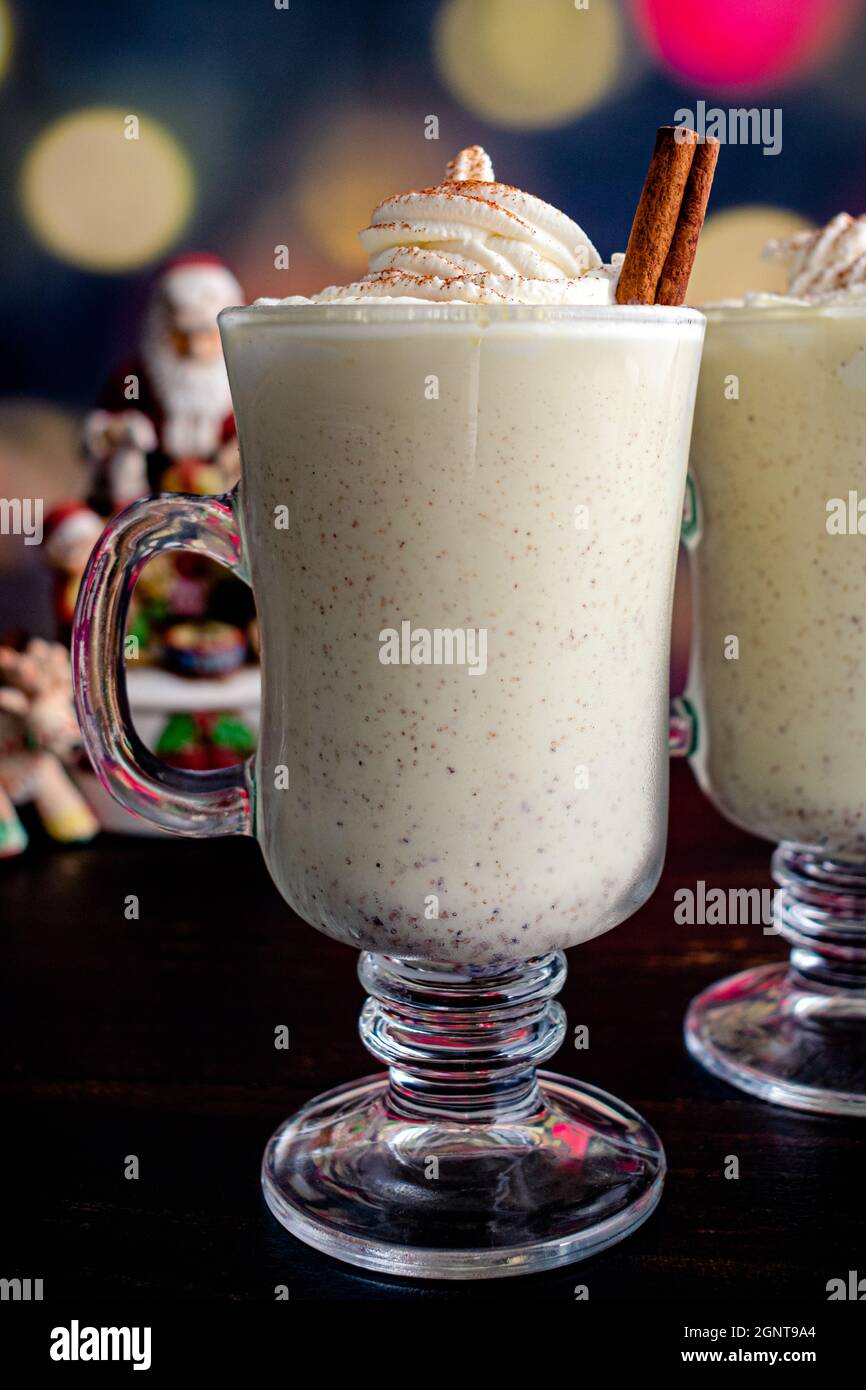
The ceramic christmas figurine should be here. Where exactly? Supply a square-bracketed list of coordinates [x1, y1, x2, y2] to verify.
[84, 253, 244, 511]
[82, 409, 157, 512]
[0, 639, 99, 856]
[72, 253, 257, 801]
[43, 503, 105, 643]
[157, 710, 255, 771]
[162, 621, 247, 678]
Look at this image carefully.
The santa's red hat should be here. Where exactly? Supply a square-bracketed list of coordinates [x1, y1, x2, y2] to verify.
[44, 503, 104, 565]
[154, 253, 244, 329]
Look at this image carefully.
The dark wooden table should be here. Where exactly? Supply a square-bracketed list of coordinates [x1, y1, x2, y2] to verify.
[2, 762, 863, 1303]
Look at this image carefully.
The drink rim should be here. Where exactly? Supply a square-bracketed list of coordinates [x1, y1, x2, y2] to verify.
[703, 300, 866, 325]
[220, 302, 705, 330]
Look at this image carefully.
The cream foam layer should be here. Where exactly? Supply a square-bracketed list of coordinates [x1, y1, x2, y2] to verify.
[259, 146, 622, 307]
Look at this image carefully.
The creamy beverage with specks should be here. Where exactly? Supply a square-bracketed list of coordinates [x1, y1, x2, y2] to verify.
[687, 214, 866, 852]
[221, 148, 704, 962]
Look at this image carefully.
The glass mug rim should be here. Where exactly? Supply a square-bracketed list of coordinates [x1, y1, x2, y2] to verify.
[219, 302, 707, 332]
[701, 301, 866, 326]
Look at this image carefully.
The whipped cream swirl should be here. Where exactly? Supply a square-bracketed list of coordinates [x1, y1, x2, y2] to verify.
[764, 213, 866, 299]
[730, 213, 866, 308]
[272, 146, 621, 306]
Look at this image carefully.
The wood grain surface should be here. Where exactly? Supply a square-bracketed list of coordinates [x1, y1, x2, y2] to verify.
[2, 763, 862, 1302]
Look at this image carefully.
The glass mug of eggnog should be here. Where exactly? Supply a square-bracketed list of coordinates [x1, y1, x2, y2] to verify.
[683, 215, 866, 1117]
[74, 144, 710, 1277]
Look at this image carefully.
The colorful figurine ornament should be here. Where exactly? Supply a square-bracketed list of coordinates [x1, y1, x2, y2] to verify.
[0, 639, 99, 856]
[42, 503, 105, 643]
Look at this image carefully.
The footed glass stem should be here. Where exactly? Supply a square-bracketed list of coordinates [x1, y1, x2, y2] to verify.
[685, 844, 866, 1116]
[262, 951, 665, 1279]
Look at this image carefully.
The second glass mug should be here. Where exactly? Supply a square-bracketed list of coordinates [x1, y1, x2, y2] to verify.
[73, 302, 705, 1278]
[681, 303, 866, 1118]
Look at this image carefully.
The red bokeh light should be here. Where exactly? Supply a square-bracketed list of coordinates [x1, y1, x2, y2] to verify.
[630, 0, 858, 91]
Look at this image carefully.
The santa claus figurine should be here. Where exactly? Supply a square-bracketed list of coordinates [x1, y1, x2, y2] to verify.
[85, 253, 243, 513]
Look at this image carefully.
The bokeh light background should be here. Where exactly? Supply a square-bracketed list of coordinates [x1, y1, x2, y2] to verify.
[2, 0, 866, 661]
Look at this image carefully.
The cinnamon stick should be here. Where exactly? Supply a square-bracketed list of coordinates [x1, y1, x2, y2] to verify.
[656, 137, 720, 306]
[616, 127, 698, 306]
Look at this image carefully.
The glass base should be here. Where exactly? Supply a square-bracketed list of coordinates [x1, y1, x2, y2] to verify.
[262, 1069, 665, 1280]
[684, 845, 866, 1117]
[685, 961, 866, 1117]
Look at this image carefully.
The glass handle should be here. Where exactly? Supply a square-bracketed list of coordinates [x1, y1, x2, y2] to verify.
[71, 488, 255, 837]
[670, 470, 700, 759]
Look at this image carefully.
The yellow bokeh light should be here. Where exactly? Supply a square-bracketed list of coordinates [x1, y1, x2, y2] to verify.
[434, 0, 622, 129]
[688, 206, 813, 306]
[294, 112, 445, 273]
[298, 165, 390, 274]
[0, 0, 12, 86]
[20, 107, 194, 273]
